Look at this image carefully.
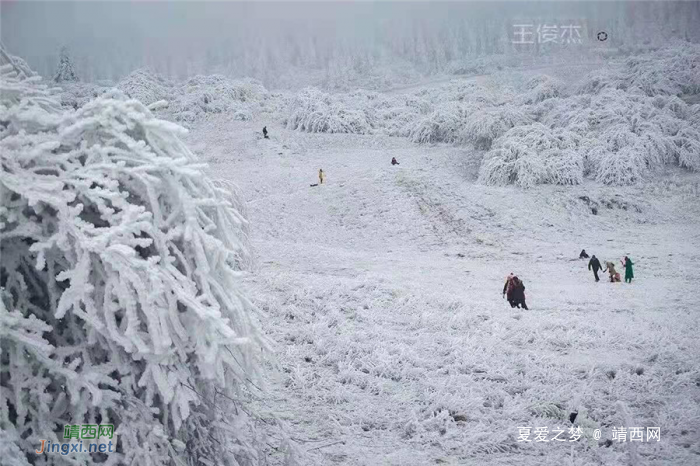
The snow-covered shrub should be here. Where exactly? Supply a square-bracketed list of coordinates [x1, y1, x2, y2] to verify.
[461, 105, 532, 150]
[674, 126, 700, 170]
[59, 82, 111, 109]
[176, 75, 265, 109]
[118, 73, 265, 125]
[402, 94, 432, 114]
[586, 142, 648, 185]
[625, 44, 700, 97]
[534, 89, 700, 185]
[578, 44, 700, 98]
[535, 95, 593, 134]
[653, 95, 690, 120]
[378, 105, 422, 137]
[586, 119, 699, 184]
[407, 103, 466, 144]
[117, 68, 172, 106]
[284, 88, 374, 134]
[1, 57, 267, 465]
[478, 123, 584, 188]
[575, 68, 627, 95]
[520, 75, 565, 104]
[587, 91, 700, 181]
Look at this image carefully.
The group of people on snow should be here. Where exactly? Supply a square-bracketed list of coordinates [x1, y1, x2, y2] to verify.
[504, 251, 635, 311]
[582, 249, 634, 283]
[261, 126, 637, 310]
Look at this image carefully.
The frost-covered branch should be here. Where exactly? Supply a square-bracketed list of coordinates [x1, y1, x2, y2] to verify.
[1, 53, 268, 465]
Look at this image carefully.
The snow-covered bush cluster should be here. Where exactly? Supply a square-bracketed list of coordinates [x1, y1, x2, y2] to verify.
[406, 103, 468, 144]
[167, 75, 265, 124]
[282, 81, 515, 142]
[0, 51, 269, 465]
[574, 44, 700, 98]
[59, 82, 111, 109]
[481, 94, 700, 187]
[520, 75, 565, 105]
[284, 88, 375, 134]
[479, 123, 584, 188]
[114, 70, 268, 125]
[461, 105, 533, 150]
[280, 45, 700, 188]
[623, 43, 700, 97]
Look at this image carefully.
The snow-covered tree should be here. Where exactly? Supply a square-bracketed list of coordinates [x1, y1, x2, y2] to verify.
[53, 47, 79, 83]
[1, 50, 268, 465]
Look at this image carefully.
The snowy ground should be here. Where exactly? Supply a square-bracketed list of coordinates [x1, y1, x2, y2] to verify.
[188, 107, 700, 465]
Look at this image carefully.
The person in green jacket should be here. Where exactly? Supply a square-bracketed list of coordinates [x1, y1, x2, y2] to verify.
[621, 256, 634, 283]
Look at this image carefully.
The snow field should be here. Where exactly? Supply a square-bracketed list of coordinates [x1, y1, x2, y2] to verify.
[192, 118, 700, 465]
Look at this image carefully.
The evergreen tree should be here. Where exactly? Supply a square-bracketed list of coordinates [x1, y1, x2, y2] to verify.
[53, 46, 79, 83]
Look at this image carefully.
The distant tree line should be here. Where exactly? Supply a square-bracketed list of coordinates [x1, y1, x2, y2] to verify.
[37, 2, 700, 87]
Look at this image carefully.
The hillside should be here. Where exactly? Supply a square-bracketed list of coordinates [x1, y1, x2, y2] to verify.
[187, 114, 700, 465]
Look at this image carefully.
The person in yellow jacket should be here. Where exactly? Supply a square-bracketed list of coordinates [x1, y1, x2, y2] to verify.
[319, 168, 325, 185]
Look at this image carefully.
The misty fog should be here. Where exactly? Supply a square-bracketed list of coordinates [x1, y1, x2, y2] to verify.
[3, 1, 699, 89]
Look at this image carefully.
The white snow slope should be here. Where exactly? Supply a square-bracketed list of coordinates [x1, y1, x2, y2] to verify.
[188, 107, 700, 465]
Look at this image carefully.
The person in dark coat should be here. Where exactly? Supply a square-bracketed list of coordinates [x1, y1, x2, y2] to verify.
[391, 157, 400, 165]
[503, 274, 528, 310]
[579, 249, 589, 259]
[262, 126, 269, 139]
[509, 276, 528, 310]
[503, 273, 514, 301]
[588, 255, 603, 282]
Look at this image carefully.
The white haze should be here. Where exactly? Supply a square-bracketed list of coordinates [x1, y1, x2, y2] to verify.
[2, 1, 700, 89]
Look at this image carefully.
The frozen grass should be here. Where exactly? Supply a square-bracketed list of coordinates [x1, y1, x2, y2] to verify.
[190, 117, 700, 465]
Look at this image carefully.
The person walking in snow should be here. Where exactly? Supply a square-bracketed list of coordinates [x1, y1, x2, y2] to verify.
[262, 126, 269, 139]
[503, 273, 528, 309]
[503, 273, 514, 300]
[621, 256, 634, 283]
[588, 255, 603, 282]
[603, 261, 620, 282]
[579, 249, 589, 259]
[509, 276, 528, 310]
[318, 168, 325, 185]
[391, 157, 400, 165]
